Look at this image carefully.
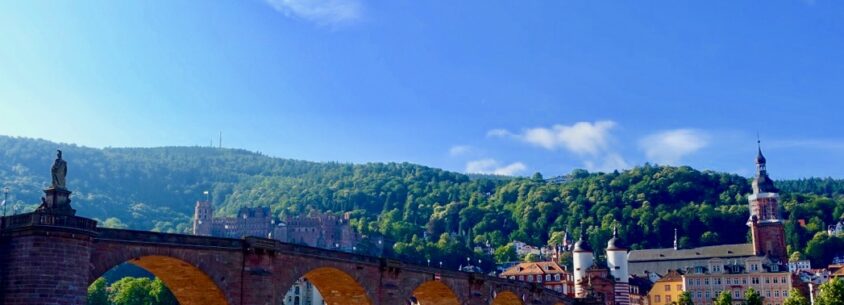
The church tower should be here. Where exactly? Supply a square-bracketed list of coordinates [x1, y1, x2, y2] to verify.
[747, 142, 787, 262]
[192, 200, 214, 236]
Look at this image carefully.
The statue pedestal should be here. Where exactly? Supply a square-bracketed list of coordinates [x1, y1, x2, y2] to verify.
[36, 187, 76, 216]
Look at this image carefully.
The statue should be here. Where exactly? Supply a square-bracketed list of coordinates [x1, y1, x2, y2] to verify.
[51, 150, 67, 189]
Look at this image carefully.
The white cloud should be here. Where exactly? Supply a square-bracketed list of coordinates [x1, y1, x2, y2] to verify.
[465, 159, 527, 176]
[486, 129, 513, 138]
[265, 0, 362, 26]
[639, 129, 709, 165]
[584, 153, 630, 172]
[488, 121, 617, 155]
[449, 145, 473, 157]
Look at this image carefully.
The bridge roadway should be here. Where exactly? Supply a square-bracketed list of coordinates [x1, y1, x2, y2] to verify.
[0, 212, 579, 305]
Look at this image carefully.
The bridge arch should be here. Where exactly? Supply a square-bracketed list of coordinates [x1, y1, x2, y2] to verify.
[92, 255, 229, 305]
[491, 290, 524, 305]
[410, 280, 461, 305]
[286, 266, 373, 305]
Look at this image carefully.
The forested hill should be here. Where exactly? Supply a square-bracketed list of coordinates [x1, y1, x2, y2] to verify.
[1, 135, 843, 267]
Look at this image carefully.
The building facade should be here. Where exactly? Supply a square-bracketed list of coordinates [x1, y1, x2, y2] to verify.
[283, 278, 325, 305]
[192, 203, 364, 253]
[682, 256, 792, 305]
[646, 270, 683, 305]
[500, 261, 575, 295]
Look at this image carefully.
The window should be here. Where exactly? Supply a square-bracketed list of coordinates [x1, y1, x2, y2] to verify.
[706, 291, 711, 299]
[519, 276, 524, 281]
[766, 277, 771, 284]
[554, 274, 560, 281]
[665, 284, 671, 291]
[782, 277, 787, 283]
[773, 277, 778, 284]
[734, 290, 740, 298]
[509, 276, 515, 280]
[697, 291, 702, 299]
[715, 278, 722, 285]
[766, 290, 771, 297]
[527, 275, 533, 282]
[774, 290, 780, 297]
[752, 277, 759, 284]
[783, 290, 788, 297]
[677, 284, 682, 291]
[546, 275, 552, 282]
[696, 279, 702, 286]
[666, 295, 671, 303]
[742, 278, 748, 285]
[655, 295, 661, 303]
[704, 278, 710, 285]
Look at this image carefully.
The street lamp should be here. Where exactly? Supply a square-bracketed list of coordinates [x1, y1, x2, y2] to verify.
[427, 259, 430, 267]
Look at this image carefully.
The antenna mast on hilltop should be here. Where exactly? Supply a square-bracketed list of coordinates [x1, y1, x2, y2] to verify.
[218, 131, 222, 149]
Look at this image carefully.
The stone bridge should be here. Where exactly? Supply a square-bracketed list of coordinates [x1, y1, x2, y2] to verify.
[0, 212, 579, 305]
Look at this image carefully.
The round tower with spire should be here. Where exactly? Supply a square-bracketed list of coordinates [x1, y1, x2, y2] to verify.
[747, 140, 787, 263]
[572, 223, 594, 298]
[606, 226, 631, 305]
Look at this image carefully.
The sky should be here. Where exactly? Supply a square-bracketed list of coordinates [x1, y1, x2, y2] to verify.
[1, 0, 843, 179]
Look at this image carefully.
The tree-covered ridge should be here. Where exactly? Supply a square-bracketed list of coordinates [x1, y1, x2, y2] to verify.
[1, 135, 843, 269]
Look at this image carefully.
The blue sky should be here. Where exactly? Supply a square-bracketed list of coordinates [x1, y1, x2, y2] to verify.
[1, 1, 843, 178]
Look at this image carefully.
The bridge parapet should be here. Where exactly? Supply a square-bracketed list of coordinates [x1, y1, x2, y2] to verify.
[0, 212, 97, 234]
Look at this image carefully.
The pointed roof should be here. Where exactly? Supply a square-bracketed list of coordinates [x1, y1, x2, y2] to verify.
[752, 140, 778, 194]
[574, 223, 593, 253]
[756, 139, 767, 165]
[607, 226, 627, 251]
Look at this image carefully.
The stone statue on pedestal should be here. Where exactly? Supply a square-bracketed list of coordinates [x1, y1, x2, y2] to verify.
[37, 150, 75, 216]
[51, 150, 67, 190]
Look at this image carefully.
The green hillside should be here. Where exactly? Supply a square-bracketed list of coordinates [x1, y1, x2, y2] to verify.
[1, 135, 842, 268]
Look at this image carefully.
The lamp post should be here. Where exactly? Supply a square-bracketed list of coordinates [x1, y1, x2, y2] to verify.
[427, 259, 430, 267]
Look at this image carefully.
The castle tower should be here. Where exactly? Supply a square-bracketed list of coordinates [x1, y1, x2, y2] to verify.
[747, 142, 787, 262]
[572, 224, 594, 298]
[192, 200, 213, 236]
[607, 227, 630, 305]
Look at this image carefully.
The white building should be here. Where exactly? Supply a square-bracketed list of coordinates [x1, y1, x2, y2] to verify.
[788, 260, 812, 272]
[283, 278, 325, 305]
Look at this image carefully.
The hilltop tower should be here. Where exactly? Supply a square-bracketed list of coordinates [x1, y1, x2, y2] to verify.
[747, 142, 787, 262]
[606, 227, 630, 305]
[572, 224, 594, 298]
[192, 200, 214, 236]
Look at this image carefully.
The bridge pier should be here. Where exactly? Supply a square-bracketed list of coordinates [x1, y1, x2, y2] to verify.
[0, 213, 98, 305]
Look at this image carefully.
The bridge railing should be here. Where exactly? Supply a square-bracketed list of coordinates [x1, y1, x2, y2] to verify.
[0, 212, 98, 233]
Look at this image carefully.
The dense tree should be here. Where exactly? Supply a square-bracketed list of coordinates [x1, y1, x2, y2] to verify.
[713, 291, 732, 305]
[87, 277, 109, 305]
[88, 276, 177, 305]
[744, 288, 762, 305]
[677, 291, 694, 305]
[110, 277, 156, 305]
[784, 288, 810, 305]
[816, 278, 844, 305]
